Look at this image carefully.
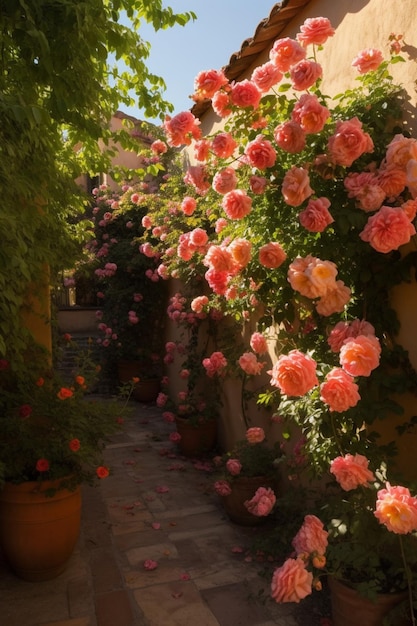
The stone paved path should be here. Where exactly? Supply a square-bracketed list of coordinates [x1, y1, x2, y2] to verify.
[0, 402, 330, 625]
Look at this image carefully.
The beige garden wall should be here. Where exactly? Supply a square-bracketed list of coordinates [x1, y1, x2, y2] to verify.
[187, 0, 417, 464]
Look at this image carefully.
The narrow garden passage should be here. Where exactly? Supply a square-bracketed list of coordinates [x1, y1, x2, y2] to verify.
[0, 401, 330, 626]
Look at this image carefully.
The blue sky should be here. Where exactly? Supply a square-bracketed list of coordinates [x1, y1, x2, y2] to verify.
[120, 1, 276, 122]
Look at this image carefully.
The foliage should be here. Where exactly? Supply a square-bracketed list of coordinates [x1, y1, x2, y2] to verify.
[0, 0, 195, 360]
[0, 336, 134, 489]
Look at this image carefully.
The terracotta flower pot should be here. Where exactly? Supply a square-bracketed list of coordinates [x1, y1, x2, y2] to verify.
[174, 416, 217, 457]
[220, 475, 276, 526]
[329, 577, 410, 626]
[0, 479, 81, 581]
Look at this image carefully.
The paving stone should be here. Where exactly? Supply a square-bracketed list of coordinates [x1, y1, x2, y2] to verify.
[90, 548, 122, 592]
[201, 581, 276, 626]
[95, 590, 137, 626]
[125, 541, 179, 567]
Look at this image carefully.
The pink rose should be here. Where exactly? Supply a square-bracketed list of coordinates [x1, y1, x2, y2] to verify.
[271, 558, 313, 603]
[251, 61, 283, 93]
[385, 134, 417, 169]
[205, 268, 229, 295]
[181, 196, 197, 216]
[249, 175, 268, 194]
[292, 514, 328, 556]
[238, 352, 265, 376]
[250, 332, 268, 355]
[226, 459, 242, 476]
[352, 48, 384, 74]
[151, 139, 167, 154]
[222, 189, 252, 220]
[274, 121, 306, 153]
[244, 487, 276, 517]
[230, 79, 262, 109]
[245, 427, 265, 444]
[244, 136, 277, 169]
[299, 197, 333, 232]
[259, 242, 287, 269]
[402, 199, 417, 221]
[359, 205, 416, 253]
[330, 454, 375, 491]
[339, 334, 381, 377]
[291, 93, 330, 134]
[211, 132, 237, 159]
[377, 166, 406, 197]
[204, 245, 235, 272]
[228, 238, 252, 268]
[269, 350, 318, 397]
[327, 319, 375, 353]
[212, 167, 238, 195]
[290, 59, 323, 91]
[296, 17, 335, 46]
[193, 138, 211, 162]
[288, 255, 338, 299]
[212, 91, 232, 118]
[202, 351, 227, 377]
[189, 227, 208, 248]
[328, 117, 374, 167]
[269, 37, 306, 72]
[375, 483, 417, 534]
[163, 111, 201, 147]
[193, 68, 228, 100]
[282, 166, 314, 206]
[183, 165, 210, 195]
[214, 480, 232, 496]
[320, 367, 361, 412]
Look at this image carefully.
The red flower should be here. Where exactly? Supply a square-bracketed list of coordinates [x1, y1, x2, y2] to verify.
[35, 377, 44, 387]
[75, 375, 85, 386]
[96, 466, 109, 479]
[19, 404, 32, 418]
[69, 438, 80, 452]
[57, 387, 73, 400]
[36, 458, 50, 472]
[63, 333, 72, 342]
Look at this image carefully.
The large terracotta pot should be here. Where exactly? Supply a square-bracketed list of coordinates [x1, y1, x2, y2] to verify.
[174, 416, 217, 458]
[220, 475, 276, 526]
[329, 577, 410, 626]
[0, 479, 82, 581]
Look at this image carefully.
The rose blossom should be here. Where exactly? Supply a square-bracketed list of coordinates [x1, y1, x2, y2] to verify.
[269, 37, 306, 72]
[352, 48, 384, 74]
[189, 227, 208, 248]
[290, 59, 323, 91]
[212, 167, 238, 195]
[222, 189, 252, 220]
[238, 352, 265, 376]
[204, 245, 235, 272]
[244, 136, 277, 169]
[360, 205, 416, 253]
[245, 427, 265, 444]
[282, 166, 314, 206]
[384, 134, 417, 169]
[193, 68, 228, 100]
[228, 238, 252, 268]
[163, 111, 201, 147]
[406, 159, 417, 197]
[402, 198, 417, 221]
[194, 138, 211, 162]
[205, 268, 229, 295]
[214, 480, 232, 496]
[271, 558, 313, 603]
[296, 17, 335, 46]
[330, 454, 375, 491]
[183, 165, 210, 195]
[226, 458, 242, 476]
[245, 487, 276, 517]
[250, 332, 268, 355]
[327, 318, 375, 352]
[328, 117, 374, 167]
[269, 350, 318, 396]
[211, 132, 237, 158]
[315, 280, 351, 316]
[249, 175, 268, 194]
[288, 255, 338, 299]
[320, 367, 361, 412]
[375, 483, 417, 534]
[251, 61, 283, 93]
[150, 139, 167, 154]
[291, 93, 330, 134]
[259, 242, 287, 269]
[299, 197, 333, 232]
[274, 121, 306, 153]
[230, 80, 262, 109]
[292, 515, 328, 556]
[377, 166, 406, 197]
[339, 334, 381, 377]
[212, 90, 232, 117]
[181, 196, 197, 216]
[190, 295, 209, 314]
[202, 351, 227, 377]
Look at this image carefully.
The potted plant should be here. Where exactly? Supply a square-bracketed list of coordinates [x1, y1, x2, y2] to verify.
[0, 336, 132, 581]
[213, 426, 283, 526]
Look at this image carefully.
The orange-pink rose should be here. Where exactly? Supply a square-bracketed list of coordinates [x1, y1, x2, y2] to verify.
[163, 111, 201, 147]
[250, 332, 268, 355]
[274, 121, 306, 153]
[290, 59, 323, 91]
[292, 514, 328, 556]
[245, 427, 265, 444]
[251, 61, 283, 93]
[384, 134, 417, 169]
[375, 483, 417, 534]
[271, 558, 313, 603]
[291, 93, 330, 134]
[328, 117, 374, 167]
[299, 197, 333, 232]
[244, 136, 277, 169]
[296, 17, 335, 46]
[204, 245, 235, 272]
[282, 166, 314, 207]
[288, 255, 338, 299]
[211, 132, 237, 159]
[339, 334, 381, 377]
[320, 368, 360, 412]
[359, 205, 416, 253]
[238, 352, 265, 376]
[230, 79, 262, 109]
[212, 90, 232, 118]
[222, 189, 252, 220]
[249, 175, 268, 195]
[181, 196, 197, 216]
[214, 480, 232, 496]
[183, 165, 210, 195]
[315, 280, 351, 316]
[351, 48, 384, 74]
[244, 487, 276, 517]
[269, 37, 306, 72]
[330, 454, 375, 491]
[193, 68, 228, 100]
[212, 167, 238, 195]
[259, 242, 287, 269]
[269, 350, 318, 397]
[226, 458, 242, 476]
[228, 238, 252, 268]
